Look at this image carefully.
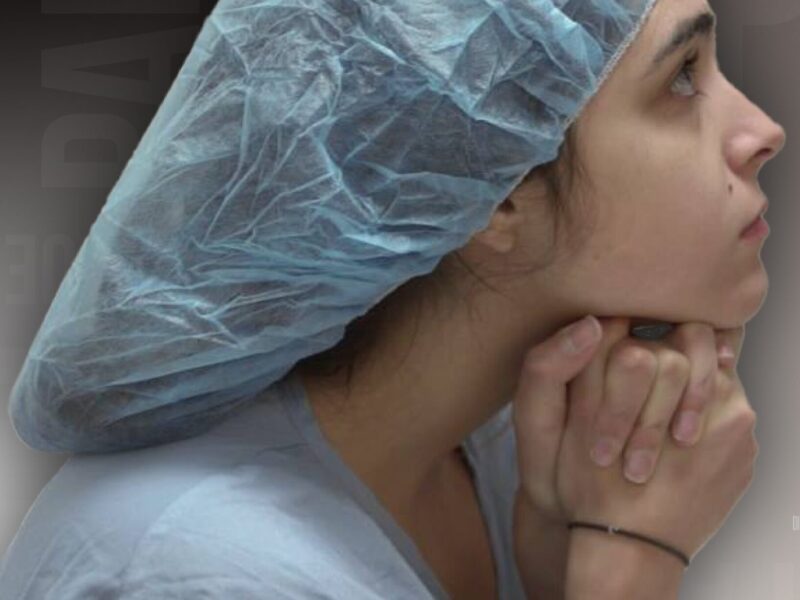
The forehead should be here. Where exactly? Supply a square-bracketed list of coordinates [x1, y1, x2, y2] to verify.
[578, 0, 712, 105]
[625, 0, 714, 72]
[569, 0, 713, 133]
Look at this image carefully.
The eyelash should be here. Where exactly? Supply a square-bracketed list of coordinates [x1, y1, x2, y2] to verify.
[671, 50, 706, 99]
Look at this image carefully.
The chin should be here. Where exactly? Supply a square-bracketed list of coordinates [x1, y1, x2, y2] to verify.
[705, 292, 769, 330]
[687, 268, 770, 329]
[735, 267, 770, 324]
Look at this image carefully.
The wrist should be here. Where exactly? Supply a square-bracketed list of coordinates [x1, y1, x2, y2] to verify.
[565, 527, 685, 599]
[512, 493, 569, 600]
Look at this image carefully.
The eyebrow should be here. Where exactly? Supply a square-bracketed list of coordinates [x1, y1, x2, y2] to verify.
[646, 10, 717, 77]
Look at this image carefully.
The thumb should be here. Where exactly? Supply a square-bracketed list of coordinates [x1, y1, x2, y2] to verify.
[512, 315, 603, 512]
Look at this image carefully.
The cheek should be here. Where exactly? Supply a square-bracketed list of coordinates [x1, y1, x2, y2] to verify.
[566, 192, 734, 306]
[602, 151, 728, 261]
[565, 117, 760, 323]
[567, 209, 764, 328]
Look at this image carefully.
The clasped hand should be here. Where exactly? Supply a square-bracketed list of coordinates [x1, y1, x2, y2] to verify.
[513, 316, 745, 522]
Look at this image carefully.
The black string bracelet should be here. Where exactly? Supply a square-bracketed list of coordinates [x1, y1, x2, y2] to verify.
[567, 521, 691, 568]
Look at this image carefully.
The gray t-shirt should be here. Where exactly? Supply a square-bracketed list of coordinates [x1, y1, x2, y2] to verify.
[0, 370, 527, 599]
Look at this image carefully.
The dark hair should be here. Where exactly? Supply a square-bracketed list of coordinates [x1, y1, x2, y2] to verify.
[294, 124, 587, 396]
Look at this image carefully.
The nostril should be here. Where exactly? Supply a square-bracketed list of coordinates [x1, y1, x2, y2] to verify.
[755, 147, 775, 163]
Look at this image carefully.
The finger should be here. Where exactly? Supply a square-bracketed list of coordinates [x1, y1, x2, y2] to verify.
[715, 325, 746, 372]
[512, 315, 603, 511]
[621, 347, 691, 483]
[588, 340, 658, 468]
[628, 320, 741, 444]
[566, 317, 634, 433]
[664, 323, 719, 446]
[688, 325, 746, 443]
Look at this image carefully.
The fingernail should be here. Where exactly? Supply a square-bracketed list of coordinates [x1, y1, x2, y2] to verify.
[674, 410, 700, 444]
[563, 316, 600, 354]
[625, 450, 654, 483]
[719, 343, 735, 360]
[590, 437, 617, 467]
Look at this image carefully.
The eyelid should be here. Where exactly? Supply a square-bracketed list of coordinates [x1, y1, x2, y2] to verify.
[674, 33, 715, 70]
[668, 46, 702, 84]
[676, 46, 700, 70]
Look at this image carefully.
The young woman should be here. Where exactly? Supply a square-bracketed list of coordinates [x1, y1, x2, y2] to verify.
[291, 0, 784, 595]
[1, 0, 785, 598]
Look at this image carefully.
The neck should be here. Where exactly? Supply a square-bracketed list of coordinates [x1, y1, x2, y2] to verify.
[295, 272, 576, 512]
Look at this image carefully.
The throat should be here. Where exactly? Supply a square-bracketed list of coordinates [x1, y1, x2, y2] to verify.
[391, 446, 499, 600]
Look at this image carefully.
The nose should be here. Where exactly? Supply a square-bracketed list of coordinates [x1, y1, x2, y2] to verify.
[745, 102, 787, 181]
[721, 75, 788, 181]
[753, 119, 787, 177]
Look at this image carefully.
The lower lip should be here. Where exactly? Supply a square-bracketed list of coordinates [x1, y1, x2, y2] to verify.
[740, 216, 770, 241]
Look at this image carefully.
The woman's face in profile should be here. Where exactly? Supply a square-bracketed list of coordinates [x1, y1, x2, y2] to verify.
[516, 0, 786, 330]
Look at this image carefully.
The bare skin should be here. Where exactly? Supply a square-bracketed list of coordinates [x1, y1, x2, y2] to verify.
[297, 0, 785, 596]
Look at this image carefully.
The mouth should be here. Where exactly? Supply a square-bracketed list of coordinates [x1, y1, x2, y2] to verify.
[740, 199, 770, 240]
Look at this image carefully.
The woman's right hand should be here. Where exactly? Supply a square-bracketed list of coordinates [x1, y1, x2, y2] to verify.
[555, 317, 758, 562]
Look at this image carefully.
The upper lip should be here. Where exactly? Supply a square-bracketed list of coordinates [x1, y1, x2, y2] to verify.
[742, 198, 769, 233]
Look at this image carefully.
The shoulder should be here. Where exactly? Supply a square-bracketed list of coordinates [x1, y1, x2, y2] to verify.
[116, 446, 425, 599]
[0, 401, 353, 599]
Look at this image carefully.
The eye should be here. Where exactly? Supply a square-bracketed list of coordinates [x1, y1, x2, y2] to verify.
[670, 51, 704, 99]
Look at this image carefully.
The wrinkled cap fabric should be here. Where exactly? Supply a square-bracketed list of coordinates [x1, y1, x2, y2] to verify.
[9, 0, 659, 453]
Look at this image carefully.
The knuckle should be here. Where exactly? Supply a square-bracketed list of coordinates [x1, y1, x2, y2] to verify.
[611, 317, 634, 335]
[594, 412, 635, 439]
[738, 406, 758, 429]
[629, 423, 664, 448]
[523, 351, 553, 378]
[614, 344, 657, 373]
[656, 349, 691, 383]
[597, 318, 631, 346]
[728, 407, 757, 438]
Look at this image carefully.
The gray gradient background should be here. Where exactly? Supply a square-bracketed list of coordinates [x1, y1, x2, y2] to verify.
[1, 1, 798, 597]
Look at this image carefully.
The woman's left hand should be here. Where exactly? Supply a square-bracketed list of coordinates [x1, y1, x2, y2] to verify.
[510, 316, 741, 598]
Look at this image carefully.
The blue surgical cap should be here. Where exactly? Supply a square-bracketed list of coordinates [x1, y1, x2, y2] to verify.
[9, 0, 659, 453]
